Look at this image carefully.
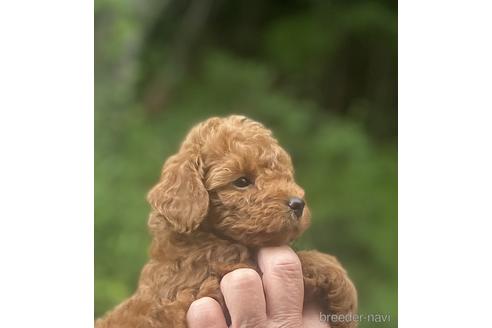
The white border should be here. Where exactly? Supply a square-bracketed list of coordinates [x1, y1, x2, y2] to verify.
[0, 1, 93, 326]
[400, 1, 492, 327]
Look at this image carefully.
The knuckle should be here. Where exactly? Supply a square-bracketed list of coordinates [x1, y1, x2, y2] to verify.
[269, 252, 302, 277]
[271, 316, 304, 328]
[235, 318, 268, 328]
[221, 268, 261, 290]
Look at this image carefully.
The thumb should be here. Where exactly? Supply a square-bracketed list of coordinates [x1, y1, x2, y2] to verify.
[257, 246, 304, 324]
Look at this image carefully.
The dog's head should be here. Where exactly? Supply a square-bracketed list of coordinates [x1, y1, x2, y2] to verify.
[147, 115, 310, 247]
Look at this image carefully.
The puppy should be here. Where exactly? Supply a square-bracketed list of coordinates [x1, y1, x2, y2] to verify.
[96, 115, 357, 328]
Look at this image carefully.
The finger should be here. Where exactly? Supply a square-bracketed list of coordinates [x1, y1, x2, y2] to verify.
[220, 268, 267, 328]
[257, 246, 304, 324]
[187, 297, 228, 328]
[303, 301, 331, 328]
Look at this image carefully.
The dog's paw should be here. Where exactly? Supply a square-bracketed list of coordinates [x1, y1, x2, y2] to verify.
[297, 250, 358, 328]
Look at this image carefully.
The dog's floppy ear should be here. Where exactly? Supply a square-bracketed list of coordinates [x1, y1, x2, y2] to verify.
[147, 147, 208, 234]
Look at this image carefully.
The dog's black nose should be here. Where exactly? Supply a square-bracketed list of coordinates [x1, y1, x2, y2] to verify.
[288, 197, 305, 218]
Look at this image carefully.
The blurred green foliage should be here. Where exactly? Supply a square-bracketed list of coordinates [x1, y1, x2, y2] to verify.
[95, 0, 397, 326]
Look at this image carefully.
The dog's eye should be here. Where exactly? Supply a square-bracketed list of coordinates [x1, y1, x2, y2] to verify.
[233, 177, 251, 188]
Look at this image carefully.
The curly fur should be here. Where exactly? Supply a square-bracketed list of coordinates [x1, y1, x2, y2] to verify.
[96, 115, 357, 328]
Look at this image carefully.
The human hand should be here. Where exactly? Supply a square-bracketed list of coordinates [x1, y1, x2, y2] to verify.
[187, 246, 329, 328]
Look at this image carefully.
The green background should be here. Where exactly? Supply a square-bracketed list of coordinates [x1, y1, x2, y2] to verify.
[95, 0, 397, 326]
